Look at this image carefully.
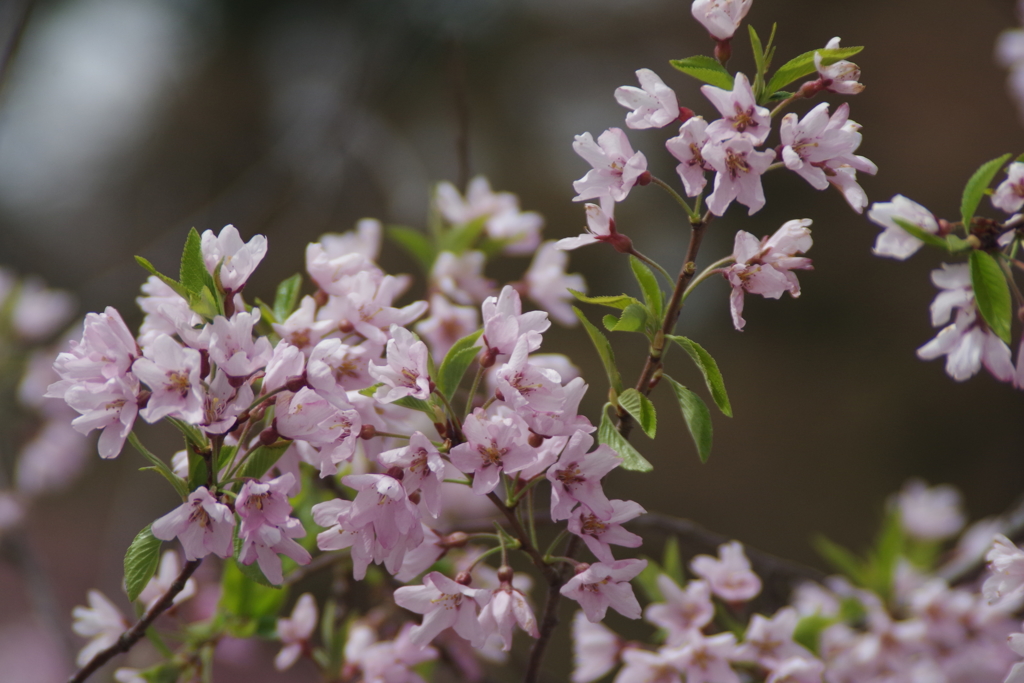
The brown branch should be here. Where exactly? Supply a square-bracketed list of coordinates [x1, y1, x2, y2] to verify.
[524, 536, 579, 683]
[68, 559, 202, 683]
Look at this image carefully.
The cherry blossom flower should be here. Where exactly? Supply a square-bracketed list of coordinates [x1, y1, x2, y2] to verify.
[72, 590, 128, 666]
[137, 550, 197, 610]
[201, 371, 253, 434]
[567, 499, 646, 563]
[275, 593, 317, 670]
[415, 294, 479, 360]
[449, 410, 535, 495]
[206, 310, 273, 381]
[666, 116, 711, 197]
[703, 74, 771, 144]
[481, 285, 550, 359]
[237, 474, 312, 584]
[892, 479, 965, 540]
[272, 296, 337, 355]
[378, 432, 446, 517]
[478, 581, 539, 650]
[814, 38, 864, 95]
[765, 656, 825, 683]
[318, 218, 382, 263]
[663, 631, 741, 683]
[691, 0, 752, 41]
[546, 430, 619, 521]
[571, 610, 622, 683]
[63, 375, 139, 459]
[560, 558, 647, 622]
[132, 334, 204, 423]
[345, 472, 424, 552]
[983, 535, 1024, 604]
[151, 486, 235, 560]
[263, 342, 306, 393]
[435, 176, 542, 254]
[136, 276, 199, 349]
[734, 608, 813, 668]
[555, 198, 633, 254]
[320, 271, 428, 345]
[703, 135, 776, 216]
[306, 339, 374, 408]
[201, 224, 267, 292]
[430, 250, 495, 305]
[393, 571, 491, 648]
[347, 622, 439, 683]
[993, 162, 1024, 214]
[368, 325, 431, 403]
[523, 241, 586, 326]
[571, 128, 648, 202]
[644, 576, 715, 643]
[867, 195, 940, 259]
[690, 541, 762, 602]
[723, 220, 813, 331]
[614, 69, 680, 129]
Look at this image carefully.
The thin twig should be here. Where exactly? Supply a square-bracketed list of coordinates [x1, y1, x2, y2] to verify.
[68, 559, 202, 683]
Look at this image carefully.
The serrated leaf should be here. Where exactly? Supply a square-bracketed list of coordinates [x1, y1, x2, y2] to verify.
[962, 154, 1012, 226]
[969, 250, 1013, 344]
[436, 329, 483, 400]
[124, 525, 162, 602]
[630, 256, 663, 319]
[387, 225, 436, 273]
[604, 302, 650, 333]
[618, 388, 657, 438]
[669, 56, 734, 90]
[135, 256, 189, 300]
[180, 227, 212, 298]
[574, 307, 623, 393]
[664, 376, 712, 463]
[813, 535, 868, 585]
[598, 404, 653, 472]
[661, 536, 684, 585]
[569, 289, 639, 310]
[891, 217, 947, 251]
[273, 274, 303, 322]
[667, 336, 732, 417]
[240, 443, 291, 480]
[763, 46, 864, 97]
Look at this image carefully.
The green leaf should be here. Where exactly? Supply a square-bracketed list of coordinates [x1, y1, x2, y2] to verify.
[962, 154, 1012, 227]
[180, 227, 213, 297]
[635, 558, 665, 602]
[767, 89, 792, 101]
[436, 329, 483, 400]
[749, 25, 766, 99]
[813, 535, 868, 586]
[598, 403, 653, 472]
[573, 307, 623, 393]
[661, 536, 684, 585]
[220, 557, 287, 619]
[970, 250, 1013, 344]
[186, 449, 209, 491]
[792, 614, 836, 655]
[763, 45, 864, 96]
[394, 395, 436, 414]
[240, 443, 291, 480]
[667, 336, 732, 417]
[138, 663, 182, 683]
[630, 256, 663, 319]
[891, 217, 948, 251]
[124, 525, 162, 602]
[387, 225, 436, 273]
[166, 417, 209, 451]
[134, 256, 189, 300]
[603, 302, 650, 333]
[232, 537, 281, 588]
[273, 274, 303, 322]
[669, 56, 734, 90]
[129, 433, 189, 499]
[664, 376, 712, 463]
[946, 234, 973, 253]
[617, 388, 657, 438]
[569, 289, 639, 310]
[440, 216, 487, 254]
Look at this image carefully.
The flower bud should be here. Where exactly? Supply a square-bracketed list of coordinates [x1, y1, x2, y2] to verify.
[528, 432, 545, 448]
[359, 424, 377, 440]
[479, 347, 497, 369]
[386, 466, 404, 481]
[497, 565, 515, 584]
[574, 562, 591, 575]
[455, 571, 473, 586]
[259, 424, 279, 446]
[442, 531, 468, 548]
[285, 373, 308, 392]
[337, 318, 354, 334]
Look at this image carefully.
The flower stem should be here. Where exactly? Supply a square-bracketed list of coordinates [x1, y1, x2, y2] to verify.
[649, 174, 697, 220]
[630, 248, 676, 286]
[681, 256, 735, 304]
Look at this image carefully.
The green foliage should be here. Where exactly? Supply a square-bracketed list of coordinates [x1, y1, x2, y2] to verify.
[387, 225, 436, 273]
[793, 613, 836, 655]
[961, 154, 1012, 227]
[135, 228, 223, 320]
[239, 443, 291, 481]
[135, 256, 188, 300]
[664, 376, 712, 463]
[970, 250, 1013, 344]
[124, 525, 162, 602]
[602, 302, 652, 334]
[813, 535, 869, 586]
[617, 388, 657, 438]
[598, 403, 654, 472]
[569, 289, 640, 310]
[661, 536, 684, 585]
[763, 45, 864, 99]
[667, 336, 732, 417]
[186, 448, 209, 491]
[573, 307, 623, 394]
[439, 216, 487, 254]
[138, 663, 182, 683]
[359, 384, 436, 415]
[436, 329, 483, 400]
[669, 56, 734, 90]
[891, 218, 948, 250]
[220, 558, 287, 638]
[630, 256, 664, 319]
[748, 24, 777, 100]
[635, 558, 666, 602]
[273, 274, 304, 322]
[129, 433, 189, 499]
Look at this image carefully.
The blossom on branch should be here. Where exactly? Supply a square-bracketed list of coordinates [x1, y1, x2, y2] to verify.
[703, 135, 775, 216]
[393, 572, 491, 648]
[560, 558, 647, 622]
[691, 0, 752, 41]
[614, 69, 680, 129]
[814, 38, 865, 95]
[151, 486, 235, 560]
[867, 195, 940, 260]
[200, 224, 267, 293]
[571, 128, 648, 202]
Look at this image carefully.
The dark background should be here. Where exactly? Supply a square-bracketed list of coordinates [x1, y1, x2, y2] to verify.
[1, 0, 1023, 680]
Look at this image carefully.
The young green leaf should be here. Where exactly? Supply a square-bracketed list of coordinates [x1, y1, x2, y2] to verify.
[961, 154, 1012, 227]
[273, 274, 303, 322]
[134, 256, 189, 300]
[669, 56, 734, 90]
[890, 217, 947, 251]
[792, 613, 836, 655]
[630, 256, 663, 319]
[617, 388, 657, 438]
[180, 227, 213, 298]
[812, 534, 868, 586]
[661, 536, 684, 585]
[124, 525, 162, 602]
[749, 25, 766, 99]
[436, 330, 484, 401]
[603, 302, 651, 334]
[220, 556, 287, 619]
[635, 558, 666, 602]
[129, 433, 189, 499]
[763, 45, 864, 97]
[598, 404, 653, 472]
[569, 289, 639, 311]
[664, 376, 712, 463]
[440, 216, 488, 254]
[667, 336, 732, 417]
[187, 449, 209, 491]
[969, 250, 1013, 344]
[574, 307, 623, 393]
[239, 443, 291, 481]
[387, 225, 436, 273]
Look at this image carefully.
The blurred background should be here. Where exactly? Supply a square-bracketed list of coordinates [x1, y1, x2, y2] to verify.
[1, 0, 1024, 680]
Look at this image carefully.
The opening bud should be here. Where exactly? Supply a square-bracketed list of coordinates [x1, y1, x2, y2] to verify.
[455, 571, 473, 586]
[479, 347, 497, 369]
[259, 424, 279, 446]
[442, 532, 468, 548]
[337, 319, 354, 334]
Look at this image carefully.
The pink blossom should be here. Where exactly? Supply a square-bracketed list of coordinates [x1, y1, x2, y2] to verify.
[723, 220, 813, 331]
[63, 375, 139, 459]
[15, 419, 89, 494]
[666, 116, 711, 197]
[206, 310, 273, 381]
[546, 430, 619, 520]
[305, 241, 376, 296]
[151, 486, 235, 560]
[523, 241, 587, 327]
[481, 285, 550, 359]
[449, 410, 536, 495]
[663, 631, 741, 683]
[616, 647, 681, 683]
[478, 582, 539, 651]
[435, 176, 542, 254]
[571, 128, 648, 202]
[272, 296, 337, 355]
[867, 195, 939, 260]
[993, 162, 1024, 214]
[137, 550, 197, 610]
[690, 541, 762, 602]
[560, 558, 647, 622]
[201, 224, 267, 292]
[132, 334, 204, 423]
[237, 474, 311, 585]
[136, 275, 199, 349]
[892, 479, 965, 541]
[344, 473, 424, 552]
[614, 69, 680, 129]
[368, 325, 431, 403]
[556, 198, 633, 253]
[275, 593, 317, 670]
[983, 535, 1024, 604]
[72, 590, 128, 666]
[415, 294, 479, 360]
[703, 135, 776, 216]
[263, 342, 306, 393]
[703, 74, 771, 144]
[348, 622, 439, 683]
[320, 271, 428, 345]
[567, 499, 646, 563]
[49, 306, 138, 386]
[430, 251, 496, 305]
[814, 38, 864, 95]
[571, 610, 621, 683]
[10, 276, 75, 341]
[201, 370, 253, 434]
[378, 432, 446, 517]
[644, 576, 715, 643]
[691, 0, 752, 41]
[318, 218, 382, 263]
[307, 339, 374, 408]
[734, 608, 813, 668]
[765, 656, 825, 683]
[393, 571, 491, 648]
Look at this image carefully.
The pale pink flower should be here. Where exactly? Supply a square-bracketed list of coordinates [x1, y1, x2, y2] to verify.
[556, 198, 633, 253]
[137, 275, 199, 350]
[735, 608, 813, 668]
[615, 69, 680, 129]
[571, 610, 621, 683]
[494, 335, 567, 416]
[237, 474, 312, 584]
[306, 339, 374, 408]
[63, 375, 139, 459]
[318, 218, 382, 263]
[666, 116, 712, 197]
[560, 558, 647, 622]
[350, 622, 439, 683]
[663, 631, 741, 683]
[571, 128, 648, 202]
[415, 294, 479, 360]
[723, 220, 813, 331]
[993, 162, 1024, 214]
[567, 499, 646, 563]
[206, 310, 273, 381]
[200, 370, 253, 434]
[132, 334, 204, 423]
[72, 590, 128, 666]
[320, 271, 428, 345]
[481, 285, 550, 359]
[49, 306, 138, 385]
[378, 432, 446, 517]
[546, 429, 620, 520]
[304, 242, 376, 296]
[272, 296, 337, 355]
[137, 550, 197, 610]
[435, 177, 542, 254]
[691, 0, 752, 41]
[368, 325, 431, 403]
[478, 583, 539, 651]
[151, 486, 235, 560]
[703, 135, 776, 216]
[15, 419, 89, 494]
[814, 38, 864, 95]
[263, 342, 306, 393]
[524, 241, 587, 326]
[892, 479, 965, 541]
[275, 593, 317, 670]
[393, 571, 491, 648]
[430, 250, 495, 305]
[644, 576, 715, 643]
[703, 74, 771, 144]
[690, 541, 762, 602]
[449, 409, 536, 495]
[10, 277, 75, 341]
[983, 535, 1024, 604]
[201, 224, 267, 292]
[765, 656, 825, 683]
[343, 473, 425, 561]
[616, 647, 681, 683]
